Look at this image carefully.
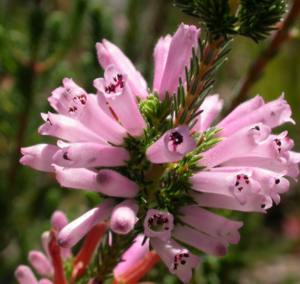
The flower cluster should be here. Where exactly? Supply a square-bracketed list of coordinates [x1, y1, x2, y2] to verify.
[15, 211, 107, 284]
[19, 23, 299, 283]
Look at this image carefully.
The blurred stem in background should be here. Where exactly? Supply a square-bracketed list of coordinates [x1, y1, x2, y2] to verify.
[0, 0, 114, 281]
[229, 0, 300, 112]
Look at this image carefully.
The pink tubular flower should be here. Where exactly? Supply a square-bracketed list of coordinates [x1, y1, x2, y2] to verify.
[39, 112, 107, 144]
[58, 199, 115, 248]
[179, 206, 243, 244]
[217, 94, 295, 137]
[193, 94, 223, 133]
[48, 78, 127, 145]
[153, 23, 200, 99]
[151, 238, 200, 283]
[52, 142, 129, 168]
[15, 265, 38, 284]
[39, 279, 53, 284]
[114, 234, 149, 278]
[110, 199, 139, 235]
[28, 251, 53, 277]
[51, 210, 68, 231]
[173, 225, 228, 257]
[94, 65, 146, 136]
[189, 94, 299, 214]
[96, 39, 148, 99]
[153, 35, 172, 94]
[146, 125, 196, 163]
[54, 167, 139, 198]
[20, 144, 59, 172]
[15, 211, 72, 284]
[144, 209, 174, 241]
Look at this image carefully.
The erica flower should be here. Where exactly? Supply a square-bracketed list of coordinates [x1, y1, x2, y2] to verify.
[140, 95, 298, 283]
[15, 211, 107, 284]
[19, 22, 299, 284]
[15, 211, 71, 284]
[146, 125, 196, 163]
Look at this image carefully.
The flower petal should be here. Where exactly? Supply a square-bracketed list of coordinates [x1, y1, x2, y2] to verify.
[53, 142, 129, 168]
[20, 144, 58, 172]
[54, 166, 139, 198]
[58, 199, 115, 248]
[96, 40, 148, 99]
[180, 206, 243, 244]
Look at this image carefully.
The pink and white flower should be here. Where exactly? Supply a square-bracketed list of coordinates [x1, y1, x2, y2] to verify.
[151, 238, 200, 283]
[19, 21, 299, 284]
[110, 199, 139, 235]
[146, 125, 196, 163]
[15, 211, 72, 284]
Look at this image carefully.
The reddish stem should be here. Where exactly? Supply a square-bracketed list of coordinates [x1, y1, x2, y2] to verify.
[48, 230, 68, 284]
[71, 223, 107, 283]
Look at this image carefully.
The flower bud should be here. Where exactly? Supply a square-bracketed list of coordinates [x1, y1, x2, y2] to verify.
[110, 200, 138, 235]
[15, 265, 38, 284]
[51, 210, 68, 231]
[28, 251, 53, 277]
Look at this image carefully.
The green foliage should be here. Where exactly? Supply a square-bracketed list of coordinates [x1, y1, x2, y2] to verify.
[173, 0, 237, 40]
[239, 0, 286, 41]
[173, 0, 286, 41]
[96, 231, 137, 281]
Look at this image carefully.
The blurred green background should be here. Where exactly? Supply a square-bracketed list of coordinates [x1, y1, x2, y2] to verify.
[0, 0, 300, 283]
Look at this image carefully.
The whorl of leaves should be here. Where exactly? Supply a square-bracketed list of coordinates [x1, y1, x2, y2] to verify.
[173, 0, 286, 42]
[239, 0, 286, 42]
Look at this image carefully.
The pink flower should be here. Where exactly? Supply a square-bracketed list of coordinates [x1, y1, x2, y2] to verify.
[39, 279, 53, 284]
[54, 166, 139, 198]
[58, 199, 115, 248]
[28, 251, 53, 277]
[188, 95, 299, 215]
[15, 265, 38, 284]
[113, 234, 149, 278]
[96, 39, 148, 99]
[146, 125, 196, 163]
[20, 144, 59, 172]
[151, 238, 200, 283]
[52, 142, 129, 168]
[179, 206, 243, 244]
[217, 94, 295, 137]
[193, 94, 223, 133]
[144, 209, 174, 241]
[110, 199, 139, 235]
[94, 65, 146, 136]
[51, 210, 68, 231]
[153, 23, 200, 99]
[15, 211, 72, 284]
[48, 78, 127, 144]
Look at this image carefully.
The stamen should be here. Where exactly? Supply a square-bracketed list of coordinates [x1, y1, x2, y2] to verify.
[68, 106, 78, 113]
[169, 131, 183, 151]
[105, 74, 125, 94]
[63, 152, 70, 161]
[173, 251, 190, 271]
[47, 117, 53, 126]
[170, 132, 183, 145]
